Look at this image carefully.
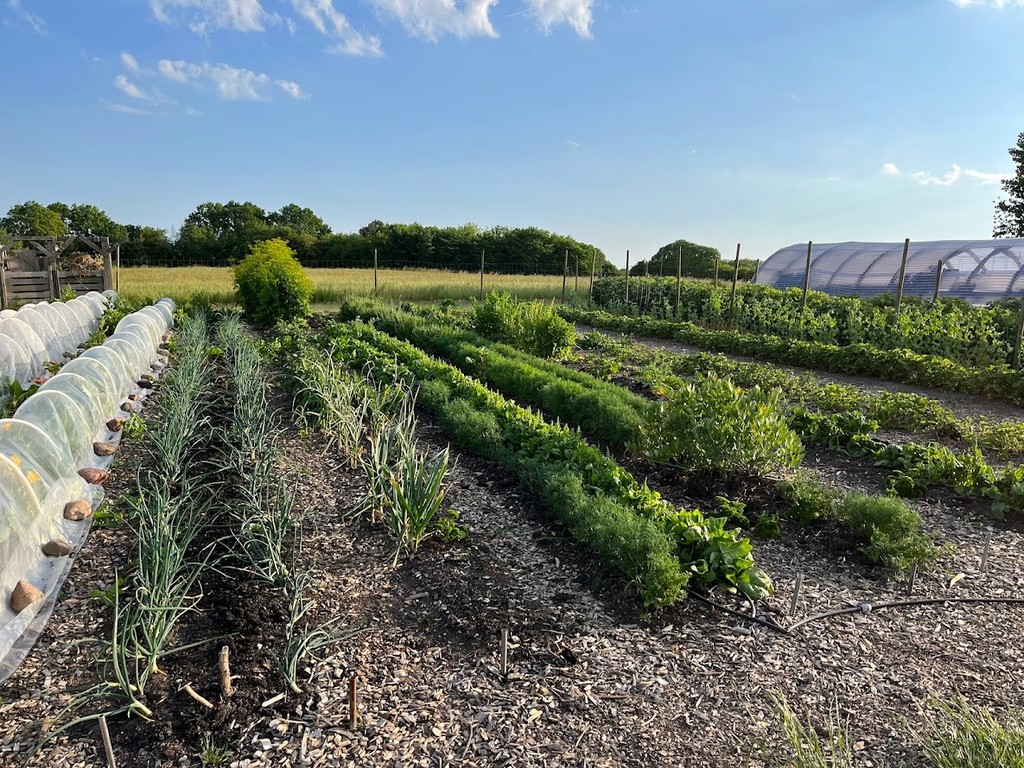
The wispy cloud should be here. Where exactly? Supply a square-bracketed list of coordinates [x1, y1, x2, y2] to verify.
[527, 0, 593, 37]
[114, 75, 151, 100]
[121, 51, 143, 72]
[105, 102, 153, 116]
[157, 58, 309, 100]
[150, 0, 275, 34]
[948, 0, 1024, 7]
[368, 0, 499, 41]
[882, 161, 1008, 186]
[291, 0, 383, 56]
[8, 0, 46, 34]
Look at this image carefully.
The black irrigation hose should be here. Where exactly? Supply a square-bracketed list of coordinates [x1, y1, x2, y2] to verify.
[688, 591, 1024, 636]
[787, 596, 1024, 632]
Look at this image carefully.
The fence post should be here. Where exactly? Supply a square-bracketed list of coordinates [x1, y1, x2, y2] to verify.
[115, 243, 121, 293]
[479, 249, 485, 300]
[753, 259, 761, 283]
[575, 253, 579, 293]
[373, 248, 378, 293]
[714, 259, 719, 287]
[894, 238, 911, 315]
[562, 248, 568, 303]
[800, 241, 813, 314]
[589, 248, 596, 305]
[932, 259, 944, 303]
[729, 243, 741, 327]
[625, 250, 630, 305]
[675, 244, 682, 318]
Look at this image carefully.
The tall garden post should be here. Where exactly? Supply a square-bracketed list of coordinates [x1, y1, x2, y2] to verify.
[753, 259, 761, 283]
[675, 244, 682, 318]
[562, 248, 568, 303]
[373, 248, 378, 293]
[894, 238, 911, 315]
[800, 241, 813, 314]
[115, 243, 121, 292]
[625, 250, 630, 305]
[575, 253, 579, 292]
[1014, 298, 1024, 369]
[479, 249, 485, 300]
[589, 248, 596, 305]
[932, 259, 944, 303]
[728, 243, 741, 328]
[714, 259, 719, 286]
[659, 252, 664, 277]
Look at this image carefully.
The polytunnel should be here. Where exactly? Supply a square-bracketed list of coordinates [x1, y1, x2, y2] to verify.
[755, 239, 1024, 305]
[0, 296, 177, 681]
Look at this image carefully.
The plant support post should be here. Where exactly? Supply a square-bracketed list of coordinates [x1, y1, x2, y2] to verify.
[932, 259, 944, 303]
[800, 241, 813, 314]
[479, 249, 485, 300]
[562, 249, 568, 303]
[728, 243, 741, 327]
[575, 253, 579, 293]
[624, 250, 630, 305]
[589, 248, 596, 305]
[894, 238, 911, 315]
[373, 248, 378, 294]
[675, 244, 682, 318]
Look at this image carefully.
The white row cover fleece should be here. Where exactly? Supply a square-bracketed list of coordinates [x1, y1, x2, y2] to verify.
[0, 297, 177, 682]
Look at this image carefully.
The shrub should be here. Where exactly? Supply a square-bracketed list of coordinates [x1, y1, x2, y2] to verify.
[472, 292, 575, 358]
[779, 472, 840, 524]
[839, 493, 941, 572]
[234, 238, 312, 326]
[635, 373, 804, 478]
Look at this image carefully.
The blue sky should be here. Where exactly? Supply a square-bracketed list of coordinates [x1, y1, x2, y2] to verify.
[2, 0, 1023, 267]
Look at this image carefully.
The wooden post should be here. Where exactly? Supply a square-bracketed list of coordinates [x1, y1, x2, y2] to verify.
[894, 238, 911, 315]
[659, 252, 664, 278]
[624, 250, 630, 305]
[115, 243, 121, 293]
[103, 248, 114, 294]
[589, 248, 596, 306]
[562, 248, 568, 303]
[675, 244, 682, 319]
[714, 259, 719, 287]
[800, 241, 813, 314]
[349, 675, 358, 729]
[1013, 299, 1024, 369]
[728, 243, 741, 327]
[479, 249, 485, 300]
[932, 259, 944, 303]
[753, 259, 761, 283]
[373, 248, 378, 293]
[575, 253, 579, 293]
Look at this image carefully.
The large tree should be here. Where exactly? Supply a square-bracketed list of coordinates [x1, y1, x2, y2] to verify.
[268, 203, 331, 237]
[994, 131, 1024, 238]
[1, 201, 67, 237]
[47, 202, 128, 242]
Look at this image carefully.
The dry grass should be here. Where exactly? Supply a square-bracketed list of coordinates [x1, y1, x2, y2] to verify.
[118, 266, 585, 305]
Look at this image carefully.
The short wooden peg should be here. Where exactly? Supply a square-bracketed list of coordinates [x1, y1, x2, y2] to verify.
[789, 574, 804, 617]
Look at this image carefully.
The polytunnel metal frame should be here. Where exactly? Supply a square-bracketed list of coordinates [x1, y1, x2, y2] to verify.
[755, 239, 1024, 306]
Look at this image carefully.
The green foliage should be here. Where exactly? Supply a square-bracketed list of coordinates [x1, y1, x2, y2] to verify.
[779, 472, 840, 524]
[433, 508, 468, 543]
[753, 514, 781, 540]
[233, 238, 312, 326]
[635, 373, 803, 478]
[994, 131, 1024, 238]
[875, 442, 994, 499]
[839, 493, 941, 572]
[920, 698, 1024, 767]
[318, 319, 773, 604]
[121, 414, 146, 440]
[776, 697, 854, 768]
[1, 200, 67, 237]
[560, 306, 1024, 408]
[473, 292, 575, 358]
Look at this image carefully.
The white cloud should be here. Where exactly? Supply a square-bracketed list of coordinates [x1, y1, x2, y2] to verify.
[526, 0, 593, 37]
[883, 162, 1008, 187]
[106, 102, 153, 116]
[114, 75, 151, 100]
[291, 0, 383, 56]
[121, 51, 142, 72]
[8, 0, 46, 34]
[368, 0, 499, 41]
[913, 164, 963, 186]
[948, 0, 1024, 7]
[964, 168, 1010, 184]
[150, 0, 274, 33]
[881, 162, 901, 175]
[157, 58, 309, 100]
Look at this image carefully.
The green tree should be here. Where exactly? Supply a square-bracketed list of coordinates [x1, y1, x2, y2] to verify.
[121, 225, 174, 265]
[233, 238, 312, 325]
[47, 202, 128, 242]
[994, 131, 1024, 238]
[1, 201, 67, 236]
[178, 201, 271, 264]
[268, 203, 332, 237]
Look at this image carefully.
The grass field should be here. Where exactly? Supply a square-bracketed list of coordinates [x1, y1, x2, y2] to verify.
[118, 266, 583, 305]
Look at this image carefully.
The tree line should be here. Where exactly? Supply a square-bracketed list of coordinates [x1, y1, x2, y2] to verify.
[0, 200, 624, 275]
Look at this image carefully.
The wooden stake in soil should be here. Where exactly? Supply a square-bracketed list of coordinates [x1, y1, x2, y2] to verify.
[906, 563, 918, 597]
[589, 248, 596, 306]
[728, 243, 741, 328]
[499, 627, 509, 677]
[753, 258, 761, 283]
[714, 258, 719, 287]
[575, 253, 579, 293]
[479, 249, 485, 301]
[99, 714, 117, 768]
[981, 532, 993, 572]
[219, 645, 234, 697]
[373, 248, 378, 294]
[183, 682, 214, 709]
[562, 248, 569, 303]
[349, 674, 358, 729]
[894, 238, 911, 315]
[624, 250, 630, 305]
[800, 241, 813, 315]
[675, 244, 682, 319]
[789, 574, 804, 616]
